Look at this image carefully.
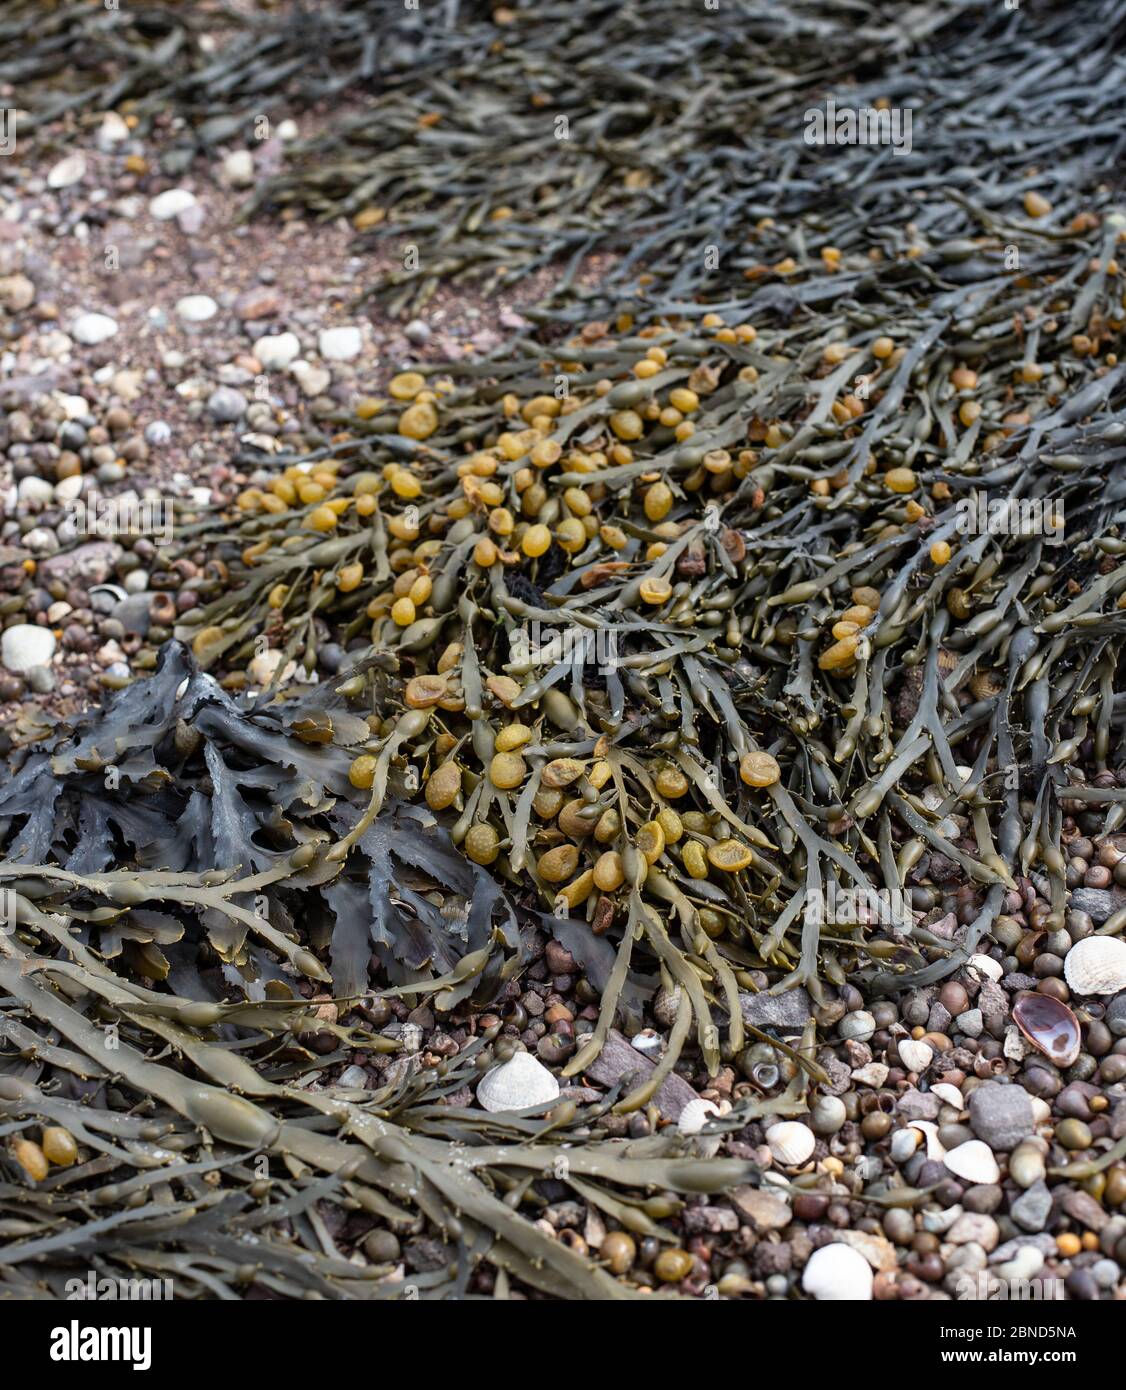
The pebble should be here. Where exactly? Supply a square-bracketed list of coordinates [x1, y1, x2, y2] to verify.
[38, 542, 121, 587]
[71, 312, 118, 346]
[292, 361, 331, 397]
[318, 326, 362, 361]
[731, 1186, 791, 1231]
[839, 1009, 876, 1042]
[18, 476, 55, 505]
[890, 1128, 920, 1163]
[336, 1065, 368, 1089]
[207, 387, 248, 423]
[955, 1007, 983, 1038]
[1010, 1181, 1052, 1232]
[801, 1242, 873, 1300]
[254, 332, 301, 370]
[2, 624, 57, 673]
[946, 1212, 1000, 1251]
[476, 1051, 560, 1112]
[405, 318, 431, 346]
[176, 294, 219, 323]
[222, 150, 255, 187]
[968, 1080, 1034, 1151]
[144, 421, 172, 447]
[0, 273, 36, 312]
[150, 189, 198, 221]
[897, 1087, 941, 1121]
[995, 1245, 1044, 1282]
[739, 986, 812, 1035]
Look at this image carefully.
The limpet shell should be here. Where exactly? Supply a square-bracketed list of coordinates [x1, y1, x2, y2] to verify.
[930, 1082, 965, 1110]
[1063, 935, 1126, 996]
[801, 1242, 873, 1301]
[966, 953, 1004, 983]
[897, 1038, 933, 1073]
[476, 1052, 560, 1113]
[943, 1139, 1000, 1185]
[766, 1120, 816, 1167]
[908, 1120, 945, 1160]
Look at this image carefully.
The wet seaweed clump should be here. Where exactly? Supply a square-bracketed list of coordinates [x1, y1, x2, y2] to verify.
[0, 644, 776, 1300]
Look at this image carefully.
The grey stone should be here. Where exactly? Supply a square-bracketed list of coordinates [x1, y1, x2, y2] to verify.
[1105, 992, 1126, 1037]
[1010, 1181, 1052, 1233]
[927, 1001, 953, 1034]
[1059, 1188, 1108, 1231]
[585, 1028, 697, 1120]
[738, 986, 812, 1035]
[896, 1087, 941, 1121]
[38, 542, 122, 587]
[956, 1007, 984, 1038]
[989, 1233, 1057, 1264]
[969, 1081, 1034, 1150]
[1068, 886, 1126, 924]
[112, 594, 152, 637]
[145, 420, 173, 447]
[207, 387, 248, 423]
[977, 980, 1010, 1020]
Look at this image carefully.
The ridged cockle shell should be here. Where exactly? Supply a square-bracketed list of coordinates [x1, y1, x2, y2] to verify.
[766, 1120, 816, 1166]
[1063, 936, 1126, 996]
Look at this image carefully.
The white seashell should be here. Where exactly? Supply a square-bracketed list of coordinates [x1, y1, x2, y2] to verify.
[1, 624, 56, 673]
[966, 953, 1004, 982]
[766, 1120, 816, 1167]
[908, 1120, 946, 1160]
[48, 152, 86, 188]
[678, 1098, 720, 1136]
[1029, 1097, 1052, 1125]
[922, 1203, 963, 1234]
[943, 1139, 1000, 1185]
[1063, 936, 1126, 996]
[930, 1082, 965, 1110]
[898, 1039, 933, 1073]
[801, 1242, 873, 1301]
[88, 583, 129, 604]
[476, 1052, 560, 1113]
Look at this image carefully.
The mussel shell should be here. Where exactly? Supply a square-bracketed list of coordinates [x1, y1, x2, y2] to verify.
[1012, 992, 1081, 1068]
